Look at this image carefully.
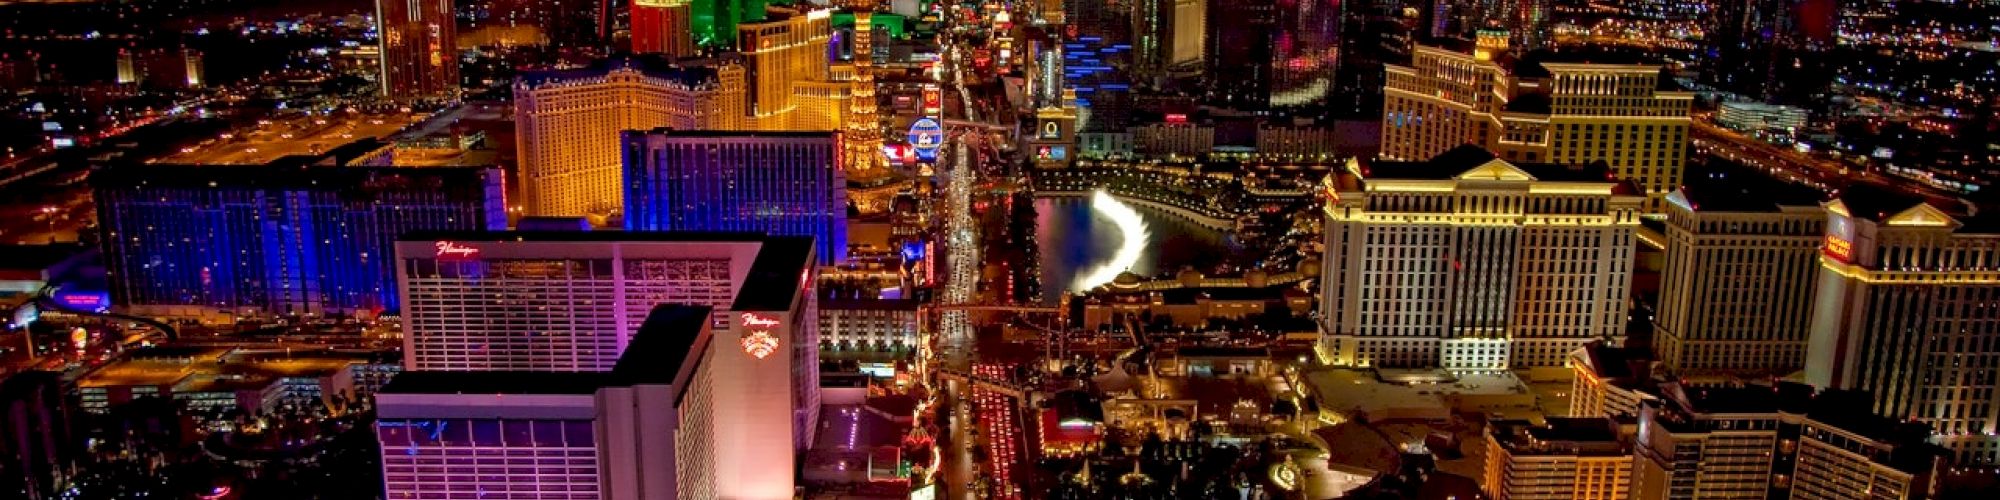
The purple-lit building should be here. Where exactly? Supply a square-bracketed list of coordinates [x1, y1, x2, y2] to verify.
[384, 232, 822, 499]
[378, 305, 715, 500]
[380, 300, 817, 499]
[621, 129, 847, 265]
[91, 164, 506, 319]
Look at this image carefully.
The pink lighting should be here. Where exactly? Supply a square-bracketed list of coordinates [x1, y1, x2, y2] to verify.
[741, 313, 781, 328]
[433, 241, 480, 259]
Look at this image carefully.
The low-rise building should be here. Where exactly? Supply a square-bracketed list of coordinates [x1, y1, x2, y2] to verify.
[1634, 384, 1945, 500]
[818, 298, 919, 354]
[1483, 418, 1637, 500]
[1717, 101, 1808, 132]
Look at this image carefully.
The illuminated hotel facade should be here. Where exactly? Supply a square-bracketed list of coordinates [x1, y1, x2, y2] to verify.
[736, 7, 838, 130]
[376, 0, 460, 100]
[622, 130, 847, 264]
[1380, 36, 1693, 212]
[514, 58, 746, 217]
[92, 164, 506, 318]
[630, 0, 696, 57]
[395, 231, 816, 376]
[1482, 418, 1636, 500]
[388, 232, 821, 499]
[1631, 384, 1944, 500]
[379, 302, 815, 500]
[1655, 175, 1826, 377]
[1317, 146, 1641, 370]
[1806, 191, 2000, 464]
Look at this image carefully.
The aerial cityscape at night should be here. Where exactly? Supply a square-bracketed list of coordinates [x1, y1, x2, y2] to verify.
[0, 0, 1998, 498]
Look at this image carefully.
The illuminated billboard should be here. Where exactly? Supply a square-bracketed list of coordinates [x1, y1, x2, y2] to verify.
[908, 118, 943, 162]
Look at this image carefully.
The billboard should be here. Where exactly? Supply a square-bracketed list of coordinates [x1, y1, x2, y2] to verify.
[908, 118, 944, 162]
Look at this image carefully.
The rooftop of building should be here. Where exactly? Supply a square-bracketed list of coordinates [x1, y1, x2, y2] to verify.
[1304, 368, 1531, 423]
[1490, 418, 1628, 456]
[516, 55, 729, 88]
[1503, 92, 1552, 114]
[89, 162, 496, 191]
[1570, 341, 1651, 390]
[80, 344, 393, 391]
[402, 229, 775, 243]
[610, 304, 712, 385]
[820, 297, 921, 311]
[1417, 42, 1678, 91]
[1344, 145, 1642, 195]
[381, 305, 716, 397]
[378, 371, 612, 395]
[1832, 184, 2000, 233]
[1652, 382, 1942, 474]
[1671, 161, 1828, 213]
[627, 127, 841, 140]
[396, 230, 815, 311]
[732, 236, 815, 312]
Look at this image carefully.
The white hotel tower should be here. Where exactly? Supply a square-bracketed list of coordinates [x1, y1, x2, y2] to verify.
[1807, 187, 2000, 464]
[1318, 146, 1643, 370]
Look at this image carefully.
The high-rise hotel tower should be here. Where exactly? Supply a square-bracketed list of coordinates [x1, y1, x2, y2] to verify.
[94, 164, 505, 318]
[376, 0, 460, 100]
[1380, 33, 1693, 212]
[1655, 167, 1827, 377]
[1807, 188, 2000, 464]
[622, 129, 847, 264]
[514, 57, 746, 217]
[1318, 146, 1642, 370]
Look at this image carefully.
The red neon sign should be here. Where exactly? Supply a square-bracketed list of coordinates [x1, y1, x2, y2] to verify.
[434, 241, 480, 259]
[741, 330, 780, 359]
[1824, 235, 1853, 263]
[740, 312, 780, 328]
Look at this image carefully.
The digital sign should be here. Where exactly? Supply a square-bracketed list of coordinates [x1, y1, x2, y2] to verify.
[1035, 145, 1066, 161]
[921, 85, 942, 117]
[53, 289, 111, 312]
[908, 118, 943, 162]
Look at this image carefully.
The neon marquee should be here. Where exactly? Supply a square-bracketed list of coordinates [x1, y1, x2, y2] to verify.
[434, 241, 480, 259]
[740, 313, 781, 328]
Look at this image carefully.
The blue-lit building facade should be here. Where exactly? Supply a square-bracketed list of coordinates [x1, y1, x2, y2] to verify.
[622, 129, 847, 264]
[91, 165, 506, 318]
[1061, 0, 1135, 132]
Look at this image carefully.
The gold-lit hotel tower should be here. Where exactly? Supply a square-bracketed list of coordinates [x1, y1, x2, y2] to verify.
[514, 60, 746, 217]
[1380, 29, 1692, 212]
[376, 0, 460, 100]
[1317, 147, 1643, 370]
[630, 0, 696, 58]
[515, 5, 856, 218]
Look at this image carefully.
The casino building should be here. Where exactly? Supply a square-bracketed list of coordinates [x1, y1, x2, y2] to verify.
[622, 129, 847, 264]
[92, 164, 506, 319]
[1806, 187, 2000, 464]
[384, 231, 822, 499]
[378, 303, 810, 500]
[1318, 146, 1642, 370]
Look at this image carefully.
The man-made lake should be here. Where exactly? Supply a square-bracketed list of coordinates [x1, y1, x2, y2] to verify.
[1034, 193, 1236, 304]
